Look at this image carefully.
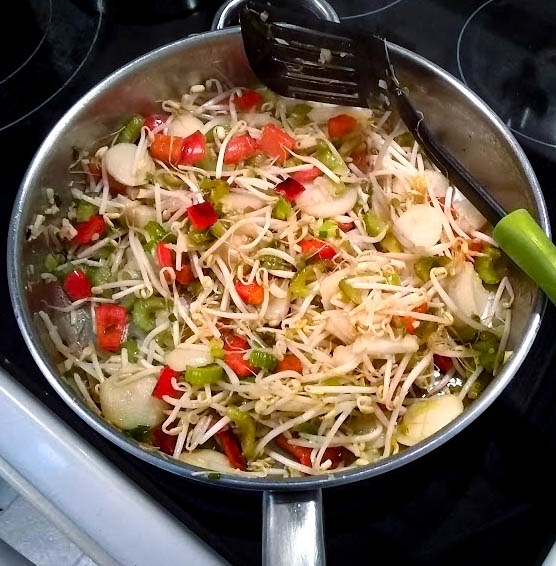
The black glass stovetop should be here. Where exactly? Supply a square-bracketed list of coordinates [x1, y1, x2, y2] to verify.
[2, 1, 556, 565]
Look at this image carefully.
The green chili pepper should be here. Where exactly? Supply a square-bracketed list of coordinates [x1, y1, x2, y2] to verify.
[248, 350, 278, 371]
[225, 406, 257, 460]
[121, 339, 139, 362]
[338, 133, 364, 157]
[246, 153, 267, 168]
[260, 87, 278, 106]
[158, 172, 183, 188]
[206, 123, 231, 143]
[474, 332, 500, 374]
[185, 363, 223, 386]
[272, 197, 291, 220]
[76, 201, 99, 223]
[290, 266, 316, 298]
[260, 255, 287, 270]
[188, 280, 203, 295]
[124, 424, 151, 440]
[188, 228, 212, 246]
[468, 376, 489, 399]
[209, 338, 225, 360]
[415, 320, 437, 340]
[143, 240, 156, 254]
[289, 103, 312, 126]
[282, 157, 302, 168]
[474, 245, 502, 285]
[117, 114, 144, 144]
[450, 324, 478, 344]
[339, 278, 361, 305]
[209, 221, 227, 239]
[363, 211, 385, 237]
[316, 140, 348, 174]
[322, 376, 341, 386]
[132, 297, 166, 333]
[384, 271, 401, 286]
[378, 230, 403, 253]
[93, 246, 113, 260]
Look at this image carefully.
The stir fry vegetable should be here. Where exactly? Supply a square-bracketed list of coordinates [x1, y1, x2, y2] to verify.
[29, 79, 514, 478]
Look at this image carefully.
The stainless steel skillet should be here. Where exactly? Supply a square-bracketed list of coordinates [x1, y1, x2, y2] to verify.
[7, 1, 548, 564]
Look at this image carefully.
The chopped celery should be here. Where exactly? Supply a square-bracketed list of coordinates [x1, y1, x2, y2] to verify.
[88, 266, 111, 287]
[260, 255, 287, 270]
[124, 424, 151, 441]
[132, 297, 166, 333]
[272, 197, 292, 220]
[414, 256, 451, 282]
[200, 178, 229, 203]
[246, 153, 267, 168]
[143, 240, 156, 254]
[93, 246, 113, 260]
[209, 338, 225, 360]
[363, 211, 385, 237]
[318, 220, 338, 239]
[289, 103, 312, 126]
[339, 278, 361, 304]
[378, 230, 403, 253]
[145, 221, 168, 242]
[185, 363, 223, 386]
[248, 350, 278, 371]
[225, 406, 257, 459]
[474, 332, 500, 373]
[155, 329, 174, 349]
[474, 246, 502, 285]
[295, 421, 320, 435]
[121, 339, 139, 362]
[290, 266, 316, 297]
[316, 140, 348, 173]
[43, 253, 65, 273]
[384, 271, 401, 286]
[327, 180, 346, 196]
[117, 114, 144, 144]
[76, 201, 99, 223]
[188, 229, 212, 245]
[209, 220, 227, 239]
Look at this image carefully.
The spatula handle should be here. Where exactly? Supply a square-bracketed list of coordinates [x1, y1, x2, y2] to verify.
[493, 209, 556, 305]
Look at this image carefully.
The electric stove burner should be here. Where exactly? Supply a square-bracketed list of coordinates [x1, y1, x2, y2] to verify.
[0, 0, 102, 132]
[338, 0, 405, 19]
[457, 0, 556, 148]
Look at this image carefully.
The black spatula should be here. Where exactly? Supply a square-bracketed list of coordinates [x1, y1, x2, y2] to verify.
[240, 1, 556, 304]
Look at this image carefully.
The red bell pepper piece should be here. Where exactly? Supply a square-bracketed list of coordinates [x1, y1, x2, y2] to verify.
[187, 201, 218, 230]
[351, 149, 369, 173]
[434, 354, 454, 373]
[152, 428, 177, 455]
[180, 131, 206, 165]
[224, 134, 258, 164]
[150, 134, 184, 165]
[290, 166, 322, 184]
[277, 355, 303, 373]
[152, 366, 182, 399]
[300, 238, 337, 260]
[469, 239, 484, 252]
[258, 124, 296, 162]
[224, 335, 255, 377]
[217, 428, 247, 470]
[232, 89, 262, 112]
[235, 281, 264, 305]
[403, 303, 428, 334]
[338, 221, 355, 232]
[156, 242, 173, 268]
[143, 114, 167, 131]
[274, 177, 305, 201]
[328, 114, 357, 138]
[95, 304, 127, 352]
[63, 269, 92, 301]
[175, 261, 195, 285]
[74, 215, 105, 245]
[275, 434, 344, 469]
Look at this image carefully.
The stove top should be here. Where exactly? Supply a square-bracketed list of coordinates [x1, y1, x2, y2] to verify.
[2, 1, 556, 565]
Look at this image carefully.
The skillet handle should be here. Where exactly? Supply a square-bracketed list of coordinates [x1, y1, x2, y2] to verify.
[263, 489, 325, 566]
